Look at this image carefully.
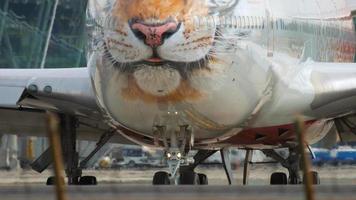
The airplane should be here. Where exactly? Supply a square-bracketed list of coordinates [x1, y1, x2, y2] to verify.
[0, 0, 356, 185]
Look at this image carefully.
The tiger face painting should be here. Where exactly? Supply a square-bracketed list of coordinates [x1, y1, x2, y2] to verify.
[89, 0, 266, 137]
[93, 0, 222, 102]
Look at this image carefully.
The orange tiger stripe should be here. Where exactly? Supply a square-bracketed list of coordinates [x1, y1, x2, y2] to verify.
[112, 0, 208, 22]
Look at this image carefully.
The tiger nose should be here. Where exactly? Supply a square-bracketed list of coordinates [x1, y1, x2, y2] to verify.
[130, 22, 179, 47]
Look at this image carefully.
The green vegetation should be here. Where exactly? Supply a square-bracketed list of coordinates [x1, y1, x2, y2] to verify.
[0, 0, 88, 68]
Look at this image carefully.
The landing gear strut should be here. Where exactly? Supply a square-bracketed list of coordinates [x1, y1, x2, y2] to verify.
[152, 124, 198, 185]
[60, 115, 82, 185]
[59, 115, 114, 185]
[262, 146, 320, 185]
[152, 120, 216, 185]
[32, 114, 114, 185]
[178, 150, 217, 185]
[243, 149, 253, 185]
[221, 148, 234, 185]
[262, 146, 301, 184]
[152, 120, 236, 185]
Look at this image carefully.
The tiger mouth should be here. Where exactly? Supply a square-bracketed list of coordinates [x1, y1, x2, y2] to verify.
[144, 57, 164, 63]
[104, 46, 210, 79]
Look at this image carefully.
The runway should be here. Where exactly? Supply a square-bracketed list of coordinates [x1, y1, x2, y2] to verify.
[0, 185, 355, 200]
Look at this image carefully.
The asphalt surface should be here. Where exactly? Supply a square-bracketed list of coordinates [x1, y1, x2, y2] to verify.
[0, 185, 355, 200]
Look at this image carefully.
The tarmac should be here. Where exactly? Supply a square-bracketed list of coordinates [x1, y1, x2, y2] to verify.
[0, 185, 356, 200]
[1, 165, 356, 185]
[0, 166, 355, 200]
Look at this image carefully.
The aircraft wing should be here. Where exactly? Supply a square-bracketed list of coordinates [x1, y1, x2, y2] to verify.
[0, 67, 132, 144]
[0, 67, 98, 116]
[306, 61, 356, 118]
[303, 61, 356, 144]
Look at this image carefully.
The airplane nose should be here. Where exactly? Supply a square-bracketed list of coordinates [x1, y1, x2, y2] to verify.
[130, 21, 179, 48]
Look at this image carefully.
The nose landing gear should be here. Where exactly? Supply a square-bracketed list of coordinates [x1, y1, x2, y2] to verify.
[152, 123, 212, 185]
[152, 124, 194, 185]
[153, 149, 206, 185]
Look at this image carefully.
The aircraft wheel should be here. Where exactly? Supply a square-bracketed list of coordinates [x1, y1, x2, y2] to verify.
[79, 176, 97, 185]
[180, 171, 199, 185]
[304, 171, 320, 185]
[198, 173, 208, 185]
[46, 176, 65, 186]
[153, 171, 170, 185]
[270, 172, 288, 185]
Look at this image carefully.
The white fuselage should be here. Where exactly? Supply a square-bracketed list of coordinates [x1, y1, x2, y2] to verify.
[88, 0, 356, 147]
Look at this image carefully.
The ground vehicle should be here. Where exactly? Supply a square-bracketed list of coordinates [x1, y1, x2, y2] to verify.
[311, 148, 333, 166]
[95, 145, 165, 168]
[330, 146, 356, 165]
[312, 146, 356, 166]
[111, 146, 149, 168]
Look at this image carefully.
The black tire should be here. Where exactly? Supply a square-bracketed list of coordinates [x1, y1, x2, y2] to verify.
[198, 173, 208, 185]
[79, 176, 97, 185]
[303, 171, 320, 185]
[270, 172, 288, 185]
[153, 171, 170, 185]
[180, 171, 199, 185]
[46, 176, 65, 186]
